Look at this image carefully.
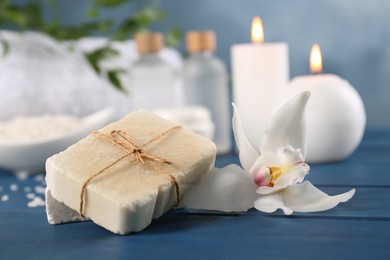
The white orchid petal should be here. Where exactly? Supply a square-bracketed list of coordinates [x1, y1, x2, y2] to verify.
[273, 164, 309, 189]
[254, 181, 355, 215]
[255, 185, 279, 195]
[260, 92, 310, 159]
[256, 164, 309, 195]
[278, 146, 304, 165]
[249, 151, 281, 175]
[254, 194, 293, 215]
[232, 103, 259, 172]
[281, 181, 356, 213]
[182, 164, 258, 212]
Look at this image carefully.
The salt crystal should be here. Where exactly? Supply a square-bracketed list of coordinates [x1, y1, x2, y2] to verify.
[10, 184, 18, 191]
[1, 194, 9, 201]
[34, 185, 45, 194]
[27, 196, 45, 208]
[26, 193, 35, 199]
[16, 170, 29, 180]
[15, 171, 29, 181]
[34, 175, 44, 182]
[24, 186, 31, 192]
[0, 114, 82, 143]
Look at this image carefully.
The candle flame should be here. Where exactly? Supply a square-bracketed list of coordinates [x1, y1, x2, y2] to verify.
[310, 44, 322, 74]
[251, 16, 264, 44]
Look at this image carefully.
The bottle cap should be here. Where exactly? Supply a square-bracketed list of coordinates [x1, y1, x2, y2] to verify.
[135, 32, 164, 54]
[186, 31, 216, 52]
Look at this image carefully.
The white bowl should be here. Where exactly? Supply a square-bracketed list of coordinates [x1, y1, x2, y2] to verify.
[0, 108, 113, 173]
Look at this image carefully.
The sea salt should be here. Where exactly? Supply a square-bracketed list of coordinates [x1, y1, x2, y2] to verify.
[34, 185, 45, 194]
[34, 175, 45, 182]
[27, 196, 45, 208]
[0, 114, 82, 143]
[26, 193, 35, 199]
[15, 170, 29, 180]
[10, 184, 18, 191]
[1, 194, 9, 201]
[24, 186, 31, 192]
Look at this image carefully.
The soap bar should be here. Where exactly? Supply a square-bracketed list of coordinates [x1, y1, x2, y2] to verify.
[46, 110, 216, 234]
[45, 188, 89, 224]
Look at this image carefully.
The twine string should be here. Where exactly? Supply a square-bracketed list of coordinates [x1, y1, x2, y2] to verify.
[79, 125, 181, 217]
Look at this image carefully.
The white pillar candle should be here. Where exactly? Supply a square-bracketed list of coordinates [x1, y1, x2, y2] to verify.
[281, 44, 366, 163]
[231, 17, 289, 148]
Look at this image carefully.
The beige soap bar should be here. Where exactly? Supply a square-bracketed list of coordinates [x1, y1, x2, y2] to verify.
[46, 188, 90, 224]
[46, 110, 216, 234]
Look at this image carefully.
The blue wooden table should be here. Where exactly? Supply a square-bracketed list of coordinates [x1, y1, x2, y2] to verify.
[1, 130, 390, 259]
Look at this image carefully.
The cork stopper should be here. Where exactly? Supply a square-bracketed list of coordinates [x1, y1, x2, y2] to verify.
[135, 32, 163, 54]
[186, 31, 216, 53]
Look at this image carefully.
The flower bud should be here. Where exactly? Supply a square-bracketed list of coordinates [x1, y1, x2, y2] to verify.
[253, 166, 272, 186]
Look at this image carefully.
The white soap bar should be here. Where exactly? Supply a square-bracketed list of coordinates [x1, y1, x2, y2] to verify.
[45, 110, 216, 234]
[45, 188, 89, 224]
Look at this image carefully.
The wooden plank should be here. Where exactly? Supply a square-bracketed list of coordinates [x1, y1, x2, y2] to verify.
[1, 210, 389, 259]
[184, 186, 390, 219]
[308, 164, 390, 186]
[1, 130, 389, 259]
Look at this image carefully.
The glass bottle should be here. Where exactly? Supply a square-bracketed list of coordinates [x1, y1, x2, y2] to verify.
[182, 31, 231, 154]
[127, 32, 175, 110]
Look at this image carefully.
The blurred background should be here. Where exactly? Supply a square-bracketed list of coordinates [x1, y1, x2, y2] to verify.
[2, 0, 389, 129]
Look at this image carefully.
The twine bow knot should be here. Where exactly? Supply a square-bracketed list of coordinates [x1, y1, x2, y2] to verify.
[79, 126, 181, 217]
[108, 129, 174, 166]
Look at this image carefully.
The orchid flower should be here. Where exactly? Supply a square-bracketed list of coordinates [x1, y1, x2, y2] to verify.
[182, 91, 355, 214]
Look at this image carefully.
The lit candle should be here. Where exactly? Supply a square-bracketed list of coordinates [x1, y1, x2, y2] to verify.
[281, 44, 366, 163]
[231, 16, 289, 148]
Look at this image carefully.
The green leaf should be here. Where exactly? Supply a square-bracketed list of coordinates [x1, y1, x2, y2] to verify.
[0, 38, 9, 57]
[114, 5, 166, 39]
[111, 30, 129, 41]
[84, 46, 126, 92]
[0, 0, 9, 7]
[44, 20, 113, 40]
[165, 26, 183, 48]
[93, 0, 130, 8]
[86, 7, 100, 18]
[134, 6, 165, 27]
[84, 45, 119, 74]
[2, 8, 28, 27]
[0, 1, 43, 30]
[24, 2, 42, 28]
[115, 17, 139, 38]
[107, 69, 126, 91]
